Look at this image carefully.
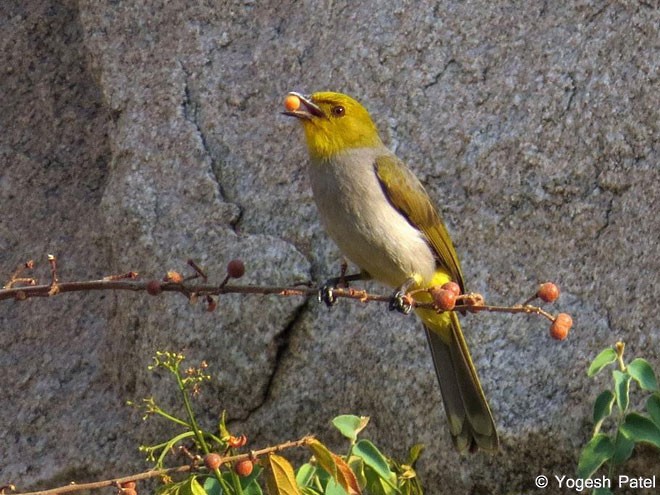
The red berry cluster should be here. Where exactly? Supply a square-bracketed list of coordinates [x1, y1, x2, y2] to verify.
[430, 281, 461, 311]
[536, 283, 573, 340]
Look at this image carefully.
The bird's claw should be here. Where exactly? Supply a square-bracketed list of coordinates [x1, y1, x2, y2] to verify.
[389, 290, 413, 315]
[318, 284, 337, 307]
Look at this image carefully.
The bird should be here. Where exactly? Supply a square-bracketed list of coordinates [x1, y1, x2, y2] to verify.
[282, 91, 498, 453]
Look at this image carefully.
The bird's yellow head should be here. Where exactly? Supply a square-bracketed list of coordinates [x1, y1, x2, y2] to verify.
[283, 91, 383, 160]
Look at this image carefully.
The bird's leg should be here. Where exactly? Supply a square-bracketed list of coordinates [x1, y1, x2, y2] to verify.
[318, 272, 367, 307]
[389, 277, 417, 315]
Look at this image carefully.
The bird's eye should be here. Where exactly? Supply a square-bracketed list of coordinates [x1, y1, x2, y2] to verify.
[331, 105, 345, 117]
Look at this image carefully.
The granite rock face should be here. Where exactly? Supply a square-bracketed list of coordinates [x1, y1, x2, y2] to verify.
[1, 1, 658, 493]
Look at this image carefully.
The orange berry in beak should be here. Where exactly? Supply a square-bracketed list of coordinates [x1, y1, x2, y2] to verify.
[284, 94, 301, 112]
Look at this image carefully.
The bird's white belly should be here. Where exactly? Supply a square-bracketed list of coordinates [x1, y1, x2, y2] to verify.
[308, 149, 436, 288]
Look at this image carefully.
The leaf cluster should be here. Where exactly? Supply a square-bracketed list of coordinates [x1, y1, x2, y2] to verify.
[577, 343, 660, 494]
[140, 352, 425, 495]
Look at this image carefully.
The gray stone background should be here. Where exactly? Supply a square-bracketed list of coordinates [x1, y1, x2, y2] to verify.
[1, 0, 658, 493]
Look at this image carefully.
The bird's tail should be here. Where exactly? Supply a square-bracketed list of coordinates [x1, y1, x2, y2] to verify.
[419, 310, 498, 452]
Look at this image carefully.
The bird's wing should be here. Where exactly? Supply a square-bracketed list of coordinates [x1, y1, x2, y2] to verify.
[374, 154, 464, 289]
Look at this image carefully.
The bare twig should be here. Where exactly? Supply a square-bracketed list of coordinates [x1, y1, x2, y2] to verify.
[187, 259, 208, 281]
[47, 255, 59, 296]
[3, 260, 36, 289]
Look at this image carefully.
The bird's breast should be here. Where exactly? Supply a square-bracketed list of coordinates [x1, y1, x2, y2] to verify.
[308, 148, 436, 288]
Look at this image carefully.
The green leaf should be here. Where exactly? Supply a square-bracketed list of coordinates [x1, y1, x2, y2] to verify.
[295, 463, 317, 488]
[588, 348, 617, 376]
[620, 412, 660, 448]
[353, 440, 394, 482]
[364, 465, 399, 495]
[576, 434, 615, 479]
[610, 431, 635, 465]
[647, 394, 660, 428]
[324, 478, 350, 495]
[628, 358, 659, 391]
[613, 370, 631, 412]
[202, 478, 221, 495]
[593, 488, 614, 495]
[593, 390, 615, 433]
[332, 415, 370, 443]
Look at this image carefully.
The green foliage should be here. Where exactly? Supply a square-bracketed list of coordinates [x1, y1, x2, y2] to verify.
[135, 353, 425, 495]
[578, 342, 660, 494]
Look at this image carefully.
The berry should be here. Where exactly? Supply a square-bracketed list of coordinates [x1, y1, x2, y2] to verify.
[204, 453, 223, 471]
[146, 280, 162, 296]
[441, 281, 461, 296]
[430, 288, 456, 311]
[550, 313, 573, 341]
[234, 459, 254, 477]
[226, 259, 245, 279]
[284, 94, 301, 112]
[537, 282, 560, 303]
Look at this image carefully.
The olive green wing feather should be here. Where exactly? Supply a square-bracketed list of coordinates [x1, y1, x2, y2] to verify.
[374, 154, 464, 289]
[375, 155, 497, 451]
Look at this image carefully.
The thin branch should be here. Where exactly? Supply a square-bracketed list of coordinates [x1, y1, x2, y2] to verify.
[2, 257, 567, 326]
[0, 278, 558, 321]
[14, 436, 315, 495]
[14, 466, 193, 495]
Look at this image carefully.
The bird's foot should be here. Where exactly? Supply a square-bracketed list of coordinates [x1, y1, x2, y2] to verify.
[317, 272, 365, 308]
[388, 277, 417, 315]
[318, 282, 337, 307]
[388, 289, 414, 314]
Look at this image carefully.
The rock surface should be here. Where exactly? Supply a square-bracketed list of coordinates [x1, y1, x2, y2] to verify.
[1, 1, 658, 493]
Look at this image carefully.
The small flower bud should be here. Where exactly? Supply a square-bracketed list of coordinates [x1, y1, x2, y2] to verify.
[164, 271, 184, 284]
[228, 434, 248, 448]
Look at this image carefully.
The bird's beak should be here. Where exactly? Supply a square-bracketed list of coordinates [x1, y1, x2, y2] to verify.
[282, 92, 326, 120]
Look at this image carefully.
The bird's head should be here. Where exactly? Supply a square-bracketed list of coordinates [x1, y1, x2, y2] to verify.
[283, 91, 383, 160]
